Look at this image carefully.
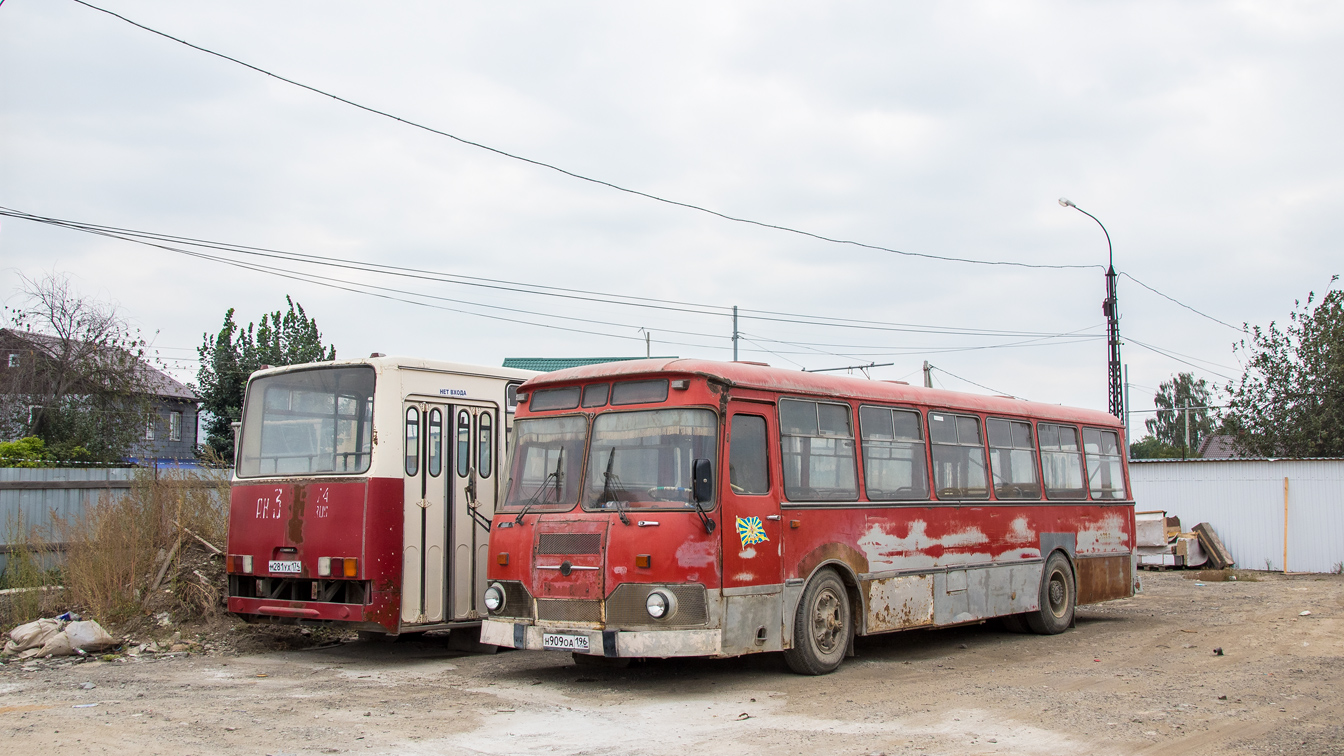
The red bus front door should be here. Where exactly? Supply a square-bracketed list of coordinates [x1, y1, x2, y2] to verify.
[720, 406, 783, 590]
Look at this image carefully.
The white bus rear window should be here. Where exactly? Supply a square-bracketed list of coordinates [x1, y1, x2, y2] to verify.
[238, 366, 375, 477]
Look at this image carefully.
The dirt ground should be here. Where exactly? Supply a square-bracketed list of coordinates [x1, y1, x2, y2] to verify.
[1, 571, 1341, 755]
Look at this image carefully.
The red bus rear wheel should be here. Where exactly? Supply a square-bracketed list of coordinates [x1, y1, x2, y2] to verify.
[1026, 552, 1075, 634]
[784, 568, 851, 675]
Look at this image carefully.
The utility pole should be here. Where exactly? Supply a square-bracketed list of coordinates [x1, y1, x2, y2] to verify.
[1183, 401, 1190, 460]
[645, 331, 650, 358]
[732, 305, 739, 361]
[1124, 364, 1131, 450]
[1060, 198, 1124, 419]
[923, 361, 933, 388]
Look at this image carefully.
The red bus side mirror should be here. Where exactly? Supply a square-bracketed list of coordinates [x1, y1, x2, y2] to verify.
[692, 458, 714, 504]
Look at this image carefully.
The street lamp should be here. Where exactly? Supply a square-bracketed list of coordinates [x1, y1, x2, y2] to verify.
[1059, 197, 1124, 420]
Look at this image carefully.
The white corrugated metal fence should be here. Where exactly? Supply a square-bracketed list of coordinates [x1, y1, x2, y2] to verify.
[1129, 459, 1344, 574]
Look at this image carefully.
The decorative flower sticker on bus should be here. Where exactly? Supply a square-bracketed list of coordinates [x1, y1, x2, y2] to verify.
[736, 516, 769, 548]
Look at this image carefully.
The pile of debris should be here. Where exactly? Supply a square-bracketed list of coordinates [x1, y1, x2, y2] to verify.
[1136, 511, 1234, 569]
[2, 614, 116, 660]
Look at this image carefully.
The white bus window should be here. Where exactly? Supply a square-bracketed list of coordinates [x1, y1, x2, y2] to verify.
[457, 410, 472, 478]
[479, 413, 494, 478]
[237, 366, 376, 478]
[427, 408, 443, 477]
[405, 406, 420, 477]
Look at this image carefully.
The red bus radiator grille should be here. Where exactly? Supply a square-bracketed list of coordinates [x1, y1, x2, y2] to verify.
[536, 599, 602, 623]
[537, 533, 602, 555]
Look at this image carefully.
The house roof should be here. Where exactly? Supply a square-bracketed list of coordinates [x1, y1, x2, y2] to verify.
[0, 328, 198, 402]
[502, 356, 678, 372]
[1198, 434, 1242, 459]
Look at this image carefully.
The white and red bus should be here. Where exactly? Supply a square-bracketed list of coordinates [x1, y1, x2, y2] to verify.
[226, 356, 536, 635]
[481, 359, 1136, 673]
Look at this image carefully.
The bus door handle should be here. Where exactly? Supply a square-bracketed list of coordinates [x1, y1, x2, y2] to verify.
[766, 515, 781, 521]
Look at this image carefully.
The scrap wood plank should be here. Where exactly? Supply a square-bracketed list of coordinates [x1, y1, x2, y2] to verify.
[1193, 522, 1233, 569]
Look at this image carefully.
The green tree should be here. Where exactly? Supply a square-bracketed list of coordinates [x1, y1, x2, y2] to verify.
[1128, 435, 1183, 460]
[1223, 280, 1344, 457]
[194, 297, 336, 459]
[1144, 372, 1216, 456]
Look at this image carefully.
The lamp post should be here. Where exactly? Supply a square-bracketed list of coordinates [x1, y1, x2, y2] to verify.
[1060, 198, 1124, 420]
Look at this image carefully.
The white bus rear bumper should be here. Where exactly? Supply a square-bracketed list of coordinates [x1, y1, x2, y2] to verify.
[481, 620, 722, 658]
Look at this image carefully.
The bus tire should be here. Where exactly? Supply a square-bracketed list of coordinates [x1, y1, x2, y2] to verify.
[784, 568, 851, 675]
[1026, 552, 1075, 635]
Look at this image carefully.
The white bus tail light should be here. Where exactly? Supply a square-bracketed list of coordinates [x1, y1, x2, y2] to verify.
[319, 557, 358, 577]
[230, 555, 253, 574]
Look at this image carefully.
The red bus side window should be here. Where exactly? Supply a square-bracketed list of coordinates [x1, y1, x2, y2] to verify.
[729, 415, 770, 495]
[858, 406, 929, 501]
[928, 412, 989, 500]
[987, 418, 1039, 499]
[1083, 428, 1126, 499]
[779, 399, 857, 501]
[1039, 423, 1086, 499]
[405, 406, 420, 477]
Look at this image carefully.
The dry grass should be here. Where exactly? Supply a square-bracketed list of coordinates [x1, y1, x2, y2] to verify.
[0, 512, 65, 627]
[51, 466, 229, 626]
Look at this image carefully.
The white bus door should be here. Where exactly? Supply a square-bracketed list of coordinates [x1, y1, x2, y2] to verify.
[402, 403, 449, 625]
[448, 406, 499, 620]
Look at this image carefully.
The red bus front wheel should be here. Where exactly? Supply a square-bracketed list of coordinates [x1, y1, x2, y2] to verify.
[785, 568, 851, 675]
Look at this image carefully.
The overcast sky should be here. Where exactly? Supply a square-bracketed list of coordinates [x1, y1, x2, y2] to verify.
[3, 1, 1341, 439]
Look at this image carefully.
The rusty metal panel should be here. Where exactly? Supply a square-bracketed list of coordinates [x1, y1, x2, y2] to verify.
[1075, 554, 1131, 605]
[864, 574, 934, 633]
[720, 592, 784, 654]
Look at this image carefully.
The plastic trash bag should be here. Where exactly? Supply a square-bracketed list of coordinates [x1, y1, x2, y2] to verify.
[2, 618, 64, 656]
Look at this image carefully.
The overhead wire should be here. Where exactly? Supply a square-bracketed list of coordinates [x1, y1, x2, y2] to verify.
[72, 0, 1101, 274]
[0, 206, 1111, 342]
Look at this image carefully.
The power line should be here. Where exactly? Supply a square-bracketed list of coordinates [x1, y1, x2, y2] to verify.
[71, 0, 1100, 273]
[0, 206, 1109, 341]
[1122, 272, 1241, 331]
[928, 364, 1022, 399]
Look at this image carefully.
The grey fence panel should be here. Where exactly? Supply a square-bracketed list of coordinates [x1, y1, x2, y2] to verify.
[1130, 459, 1344, 573]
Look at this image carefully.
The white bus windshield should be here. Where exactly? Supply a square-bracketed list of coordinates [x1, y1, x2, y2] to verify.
[237, 366, 375, 477]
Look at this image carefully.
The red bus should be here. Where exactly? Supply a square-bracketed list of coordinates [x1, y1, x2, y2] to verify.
[226, 357, 536, 636]
[480, 359, 1136, 673]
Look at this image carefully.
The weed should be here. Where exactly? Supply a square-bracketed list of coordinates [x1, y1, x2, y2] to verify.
[1332, 562, 1343, 575]
[52, 466, 228, 625]
[0, 511, 64, 629]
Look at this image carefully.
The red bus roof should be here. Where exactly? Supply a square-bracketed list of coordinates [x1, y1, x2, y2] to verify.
[518, 357, 1121, 428]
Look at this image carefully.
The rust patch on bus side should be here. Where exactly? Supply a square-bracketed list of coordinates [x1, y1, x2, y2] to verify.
[286, 484, 306, 544]
[795, 542, 869, 582]
[863, 574, 935, 633]
[1075, 555, 1132, 605]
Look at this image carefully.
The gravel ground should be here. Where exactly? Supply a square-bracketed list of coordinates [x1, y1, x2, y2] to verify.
[1, 570, 1340, 755]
